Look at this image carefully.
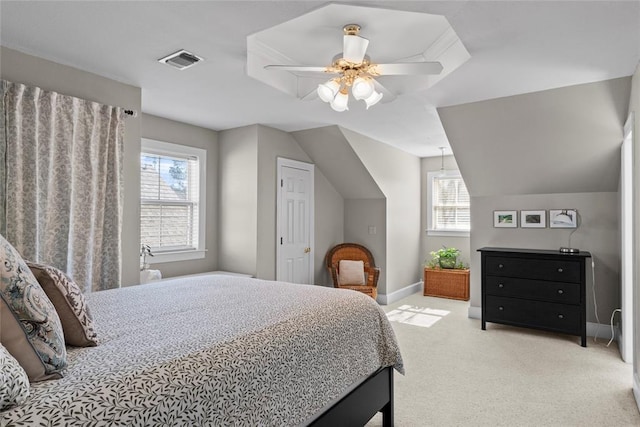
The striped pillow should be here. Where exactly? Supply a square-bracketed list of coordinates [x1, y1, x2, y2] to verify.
[27, 261, 98, 347]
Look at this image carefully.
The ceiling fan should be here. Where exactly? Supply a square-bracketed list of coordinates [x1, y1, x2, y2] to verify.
[264, 24, 443, 112]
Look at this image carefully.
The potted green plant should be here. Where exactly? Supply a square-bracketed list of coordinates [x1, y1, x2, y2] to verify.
[423, 246, 470, 300]
[427, 246, 462, 270]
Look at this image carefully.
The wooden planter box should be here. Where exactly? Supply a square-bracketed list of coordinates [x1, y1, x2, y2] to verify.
[423, 268, 470, 301]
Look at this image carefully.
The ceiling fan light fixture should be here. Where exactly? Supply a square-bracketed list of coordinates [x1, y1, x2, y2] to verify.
[364, 90, 383, 109]
[330, 89, 349, 112]
[317, 79, 340, 103]
[352, 77, 375, 100]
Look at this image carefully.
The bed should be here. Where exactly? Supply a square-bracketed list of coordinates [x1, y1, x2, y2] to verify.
[2, 274, 403, 426]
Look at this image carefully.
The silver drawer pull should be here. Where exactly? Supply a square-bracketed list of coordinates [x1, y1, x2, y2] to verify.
[558, 314, 564, 319]
[498, 306, 504, 311]
[558, 268, 563, 273]
[498, 264, 504, 269]
[558, 289, 564, 294]
[498, 283, 504, 288]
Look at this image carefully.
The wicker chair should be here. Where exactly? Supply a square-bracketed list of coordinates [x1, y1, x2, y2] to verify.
[325, 243, 380, 299]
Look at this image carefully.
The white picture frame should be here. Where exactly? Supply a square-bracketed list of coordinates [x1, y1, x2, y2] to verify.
[549, 209, 578, 228]
[494, 210, 517, 228]
[521, 210, 546, 228]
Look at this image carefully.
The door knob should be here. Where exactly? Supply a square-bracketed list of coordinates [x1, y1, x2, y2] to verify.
[304, 247, 311, 253]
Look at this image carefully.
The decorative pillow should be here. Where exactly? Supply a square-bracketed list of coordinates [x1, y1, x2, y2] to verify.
[338, 260, 365, 286]
[27, 261, 97, 347]
[0, 343, 30, 410]
[0, 234, 67, 382]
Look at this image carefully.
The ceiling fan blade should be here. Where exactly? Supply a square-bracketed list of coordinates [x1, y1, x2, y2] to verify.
[372, 62, 443, 76]
[264, 65, 334, 73]
[343, 35, 369, 63]
[372, 80, 396, 103]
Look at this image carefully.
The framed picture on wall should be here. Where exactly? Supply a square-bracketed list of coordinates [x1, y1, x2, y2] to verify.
[521, 210, 546, 228]
[493, 210, 517, 228]
[549, 209, 578, 228]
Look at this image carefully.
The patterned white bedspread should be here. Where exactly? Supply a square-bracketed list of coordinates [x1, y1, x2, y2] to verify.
[2, 275, 403, 426]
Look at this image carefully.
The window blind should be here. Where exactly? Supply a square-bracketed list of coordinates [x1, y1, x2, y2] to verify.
[432, 176, 470, 231]
[140, 152, 200, 252]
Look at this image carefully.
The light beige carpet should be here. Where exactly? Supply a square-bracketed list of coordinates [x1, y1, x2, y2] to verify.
[367, 292, 640, 426]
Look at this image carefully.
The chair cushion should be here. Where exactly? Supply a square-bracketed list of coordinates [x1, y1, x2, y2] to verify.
[0, 234, 67, 382]
[27, 261, 98, 347]
[338, 260, 365, 286]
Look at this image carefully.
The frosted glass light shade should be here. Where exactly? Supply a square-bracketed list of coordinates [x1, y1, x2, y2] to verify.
[364, 90, 383, 109]
[351, 77, 374, 100]
[330, 91, 349, 112]
[317, 80, 340, 103]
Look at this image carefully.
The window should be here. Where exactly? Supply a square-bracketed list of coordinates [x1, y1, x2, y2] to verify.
[427, 170, 470, 236]
[140, 139, 206, 263]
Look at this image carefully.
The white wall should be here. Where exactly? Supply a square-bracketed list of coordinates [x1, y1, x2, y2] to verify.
[470, 192, 620, 324]
[141, 113, 218, 279]
[0, 46, 142, 286]
[421, 155, 471, 270]
[342, 128, 422, 294]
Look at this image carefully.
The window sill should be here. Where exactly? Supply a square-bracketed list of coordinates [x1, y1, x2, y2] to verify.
[426, 230, 470, 238]
[148, 249, 207, 264]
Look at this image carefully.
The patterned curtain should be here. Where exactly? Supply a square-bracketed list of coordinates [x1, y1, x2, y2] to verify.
[1, 80, 125, 292]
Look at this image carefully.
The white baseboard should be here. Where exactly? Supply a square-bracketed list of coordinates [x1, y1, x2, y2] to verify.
[634, 373, 640, 414]
[468, 305, 481, 319]
[377, 281, 422, 305]
[467, 306, 616, 340]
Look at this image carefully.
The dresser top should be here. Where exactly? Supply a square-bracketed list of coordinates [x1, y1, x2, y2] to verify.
[477, 247, 592, 258]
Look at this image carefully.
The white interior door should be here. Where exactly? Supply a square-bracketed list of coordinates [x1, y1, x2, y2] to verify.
[277, 158, 314, 284]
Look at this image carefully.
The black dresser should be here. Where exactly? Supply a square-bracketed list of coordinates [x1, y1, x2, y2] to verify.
[478, 247, 592, 346]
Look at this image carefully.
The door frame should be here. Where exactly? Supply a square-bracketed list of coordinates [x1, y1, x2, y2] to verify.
[276, 157, 314, 283]
[621, 112, 634, 363]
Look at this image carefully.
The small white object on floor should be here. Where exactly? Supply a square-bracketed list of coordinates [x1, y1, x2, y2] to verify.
[140, 269, 162, 284]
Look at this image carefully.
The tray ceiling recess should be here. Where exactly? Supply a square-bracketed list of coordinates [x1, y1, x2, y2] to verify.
[246, 4, 470, 108]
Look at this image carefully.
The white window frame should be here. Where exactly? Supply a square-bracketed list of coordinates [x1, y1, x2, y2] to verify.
[427, 170, 470, 237]
[140, 138, 207, 264]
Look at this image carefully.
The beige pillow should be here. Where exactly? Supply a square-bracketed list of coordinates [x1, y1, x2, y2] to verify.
[338, 260, 365, 286]
[27, 261, 98, 347]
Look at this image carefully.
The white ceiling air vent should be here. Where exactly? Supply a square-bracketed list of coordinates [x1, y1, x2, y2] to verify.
[158, 49, 203, 70]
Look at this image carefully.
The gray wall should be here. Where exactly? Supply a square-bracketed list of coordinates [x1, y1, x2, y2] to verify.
[218, 124, 344, 284]
[218, 125, 258, 276]
[343, 128, 422, 295]
[344, 199, 387, 289]
[470, 192, 620, 324]
[314, 172, 344, 286]
[0, 46, 142, 287]
[141, 113, 218, 279]
[439, 77, 632, 325]
[255, 125, 314, 281]
[439, 77, 631, 196]
[420, 155, 471, 272]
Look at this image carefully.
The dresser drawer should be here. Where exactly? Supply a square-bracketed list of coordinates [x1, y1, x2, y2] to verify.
[485, 276, 580, 304]
[485, 296, 581, 334]
[485, 256, 581, 283]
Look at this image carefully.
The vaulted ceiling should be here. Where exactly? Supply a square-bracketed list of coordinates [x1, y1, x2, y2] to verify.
[1, 1, 639, 157]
